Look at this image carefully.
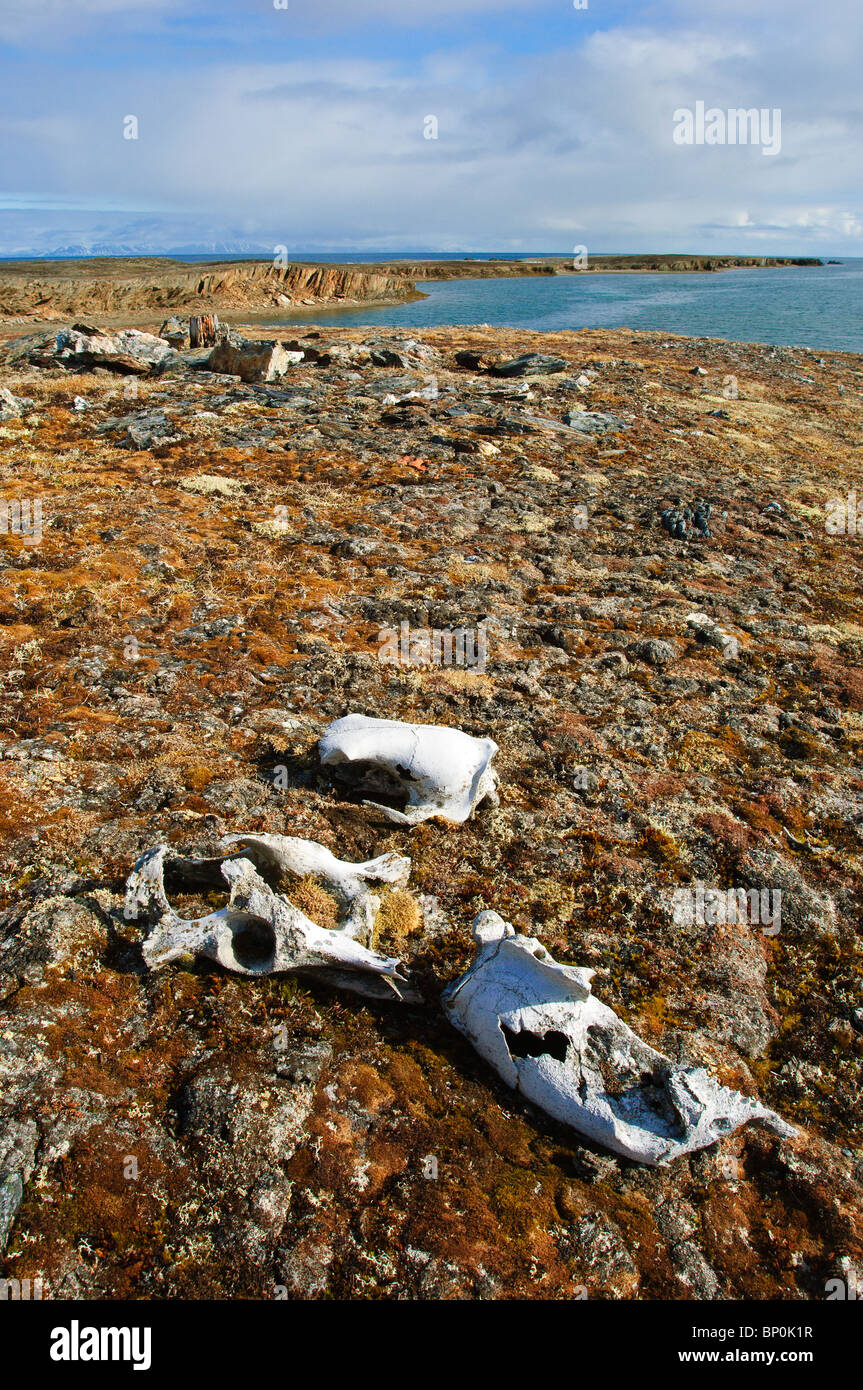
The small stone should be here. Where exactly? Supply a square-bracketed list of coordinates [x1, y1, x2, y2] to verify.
[125, 409, 182, 450]
[275, 1040, 334, 1085]
[563, 410, 628, 435]
[629, 638, 676, 668]
[159, 316, 191, 349]
[0, 386, 35, 421]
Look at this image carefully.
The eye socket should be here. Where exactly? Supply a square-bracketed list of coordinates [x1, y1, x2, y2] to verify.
[229, 916, 277, 971]
[327, 758, 412, 810]
[501, 1022, 569, 1063]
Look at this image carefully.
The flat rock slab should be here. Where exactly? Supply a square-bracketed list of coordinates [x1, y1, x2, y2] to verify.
[54, 325, 177, 375]
[119, 409, 183, 449]
[347, 373, 429, 402]
[564, 410, 629, 434]
[490, 353, 569, 377]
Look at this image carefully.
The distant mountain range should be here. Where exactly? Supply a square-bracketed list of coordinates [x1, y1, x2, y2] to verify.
[0, 213, 849, 264]
[0, 211, 531, 261]
[0, 212, 329, 259]
[29, 241, 273, 259]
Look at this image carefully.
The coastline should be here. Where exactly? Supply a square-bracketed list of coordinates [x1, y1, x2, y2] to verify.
[0, 253, 825, 334]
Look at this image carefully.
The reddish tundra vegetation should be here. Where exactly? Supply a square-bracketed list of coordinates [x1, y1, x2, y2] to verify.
[0, 316, 861, 1299]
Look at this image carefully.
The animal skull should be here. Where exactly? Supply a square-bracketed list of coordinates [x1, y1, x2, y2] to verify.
[319, 713, 499, 825]
[124, 840, 414, 1001]
[443, 910, 795, 1165]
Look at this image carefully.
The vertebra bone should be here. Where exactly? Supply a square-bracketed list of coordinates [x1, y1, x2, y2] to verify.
[220, 832, 410, 940]
[124, 844, 413, 1000]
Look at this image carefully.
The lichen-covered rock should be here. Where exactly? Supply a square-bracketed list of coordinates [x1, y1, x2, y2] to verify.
[0, 1172, 23, 1253]
[206, 335, 304, 382]
[0, 386, 34, 421]
[563, 408, 629, 434]
[491, 353, 569, 377]
[53, 324, 176, 374]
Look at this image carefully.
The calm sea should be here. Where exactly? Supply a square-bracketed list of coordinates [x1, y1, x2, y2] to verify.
[275, 258, 863, 354]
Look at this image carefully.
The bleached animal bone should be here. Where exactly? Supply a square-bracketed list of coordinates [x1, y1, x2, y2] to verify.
[221, 832, 410, 940]
[319, 714, 499, 825]
[124, 845, 411, 1000]
[442, 911, 795, 1166]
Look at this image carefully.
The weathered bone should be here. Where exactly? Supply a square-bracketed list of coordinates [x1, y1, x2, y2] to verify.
[443, 910, 796, 1165]
[220, 832, 410, 940]
[124, 845, 411, 1000]
[319, 714, 499, 825]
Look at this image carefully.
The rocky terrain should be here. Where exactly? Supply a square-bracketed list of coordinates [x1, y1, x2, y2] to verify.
[0, 255, 823, 332]
[0, 260, 420, 330]
[0, 317, 861, 1301]
[399, 253, 823, 281]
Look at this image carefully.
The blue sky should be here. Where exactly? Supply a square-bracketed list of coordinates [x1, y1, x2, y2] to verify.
[0, 0, 860, 255]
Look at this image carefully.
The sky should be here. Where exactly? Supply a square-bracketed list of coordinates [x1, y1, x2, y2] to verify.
[0, 0, 860, 256]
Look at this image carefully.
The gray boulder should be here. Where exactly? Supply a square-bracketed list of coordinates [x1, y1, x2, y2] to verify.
[491, 353, 569, 377]
[563, 409, 629, 435]
[206, 334, 304, 383]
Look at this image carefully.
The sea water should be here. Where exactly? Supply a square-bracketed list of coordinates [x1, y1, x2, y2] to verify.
[276, 258, 863, 354]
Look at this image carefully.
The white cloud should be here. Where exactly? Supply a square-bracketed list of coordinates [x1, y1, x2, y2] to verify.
[0, 0, 557, 44]
[1, 5, 861, 252]
[0, 0, 178, 43]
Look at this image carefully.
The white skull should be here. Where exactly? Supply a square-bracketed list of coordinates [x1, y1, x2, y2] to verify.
[443, 910, 795, 1165]
[319, 714, 499, 825]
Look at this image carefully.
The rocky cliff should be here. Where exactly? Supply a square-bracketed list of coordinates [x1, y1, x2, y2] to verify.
[0, 255, 824, 328]
[0, 260, 417, 323]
